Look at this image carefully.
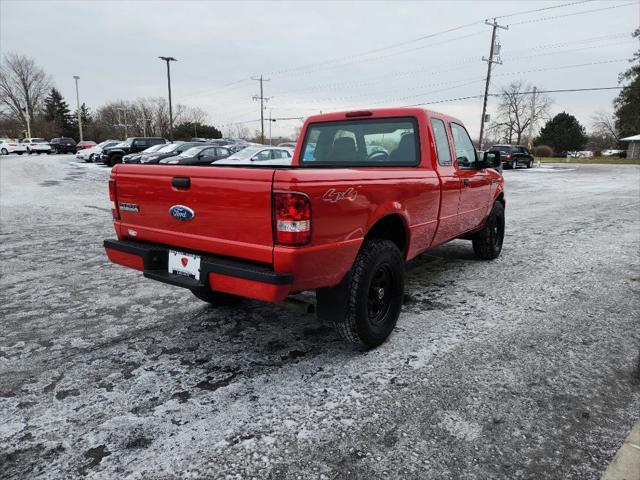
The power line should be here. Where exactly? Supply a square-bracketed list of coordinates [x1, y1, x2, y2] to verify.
[261, 0, 605, 78]
[270, 33, 631, 99]
[510, 1, 636, 25]
[403, 86, 624, 108]
[495, 0, 594, 19]
[289, 58, 625, 109]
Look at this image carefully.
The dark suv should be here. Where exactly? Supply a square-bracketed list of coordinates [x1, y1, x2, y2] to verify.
[489, 144, 534, 169]
[100, 137, 166, 166]
[50, 137, 77, 154]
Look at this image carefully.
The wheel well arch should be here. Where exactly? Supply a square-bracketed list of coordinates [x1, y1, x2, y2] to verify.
[364, 214, 409, 257]
[496, 192, 505, 206]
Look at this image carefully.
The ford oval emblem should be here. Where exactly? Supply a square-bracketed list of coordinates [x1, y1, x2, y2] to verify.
[169, 205, 195, 221]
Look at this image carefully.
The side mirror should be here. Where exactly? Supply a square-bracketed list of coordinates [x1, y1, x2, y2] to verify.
[480, 151, 501, 169]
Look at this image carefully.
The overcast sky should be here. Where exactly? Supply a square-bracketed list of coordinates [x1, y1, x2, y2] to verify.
[1, 0, 638, 138]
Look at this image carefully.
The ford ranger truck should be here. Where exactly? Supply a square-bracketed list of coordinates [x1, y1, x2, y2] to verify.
[104, 108, 505, 348]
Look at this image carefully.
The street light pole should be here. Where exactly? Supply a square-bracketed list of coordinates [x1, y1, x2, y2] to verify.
[159, 56, 177, 141]
[73, 76, 83, 142]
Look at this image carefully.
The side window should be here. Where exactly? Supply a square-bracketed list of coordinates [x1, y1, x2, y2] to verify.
[202, 148, 216, 158]
[254, 150, 271, 161]
[430, 118, 452, 166]
[450, 123, 477, 170]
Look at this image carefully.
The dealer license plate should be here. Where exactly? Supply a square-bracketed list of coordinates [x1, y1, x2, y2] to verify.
[168, 250, 201, 280]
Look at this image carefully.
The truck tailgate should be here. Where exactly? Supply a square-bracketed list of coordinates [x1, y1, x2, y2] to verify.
[112, 165, 275, 264]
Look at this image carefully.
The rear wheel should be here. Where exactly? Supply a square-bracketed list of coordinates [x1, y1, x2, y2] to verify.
[317, 239, 405, 349]
[17, 152, 23, 155]
[1, 148, 8, 155]
[191, 289, 241, 305]
[472, 201, 505, 260]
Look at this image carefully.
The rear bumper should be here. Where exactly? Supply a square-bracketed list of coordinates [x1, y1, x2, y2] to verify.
[103, 239, 293, 302]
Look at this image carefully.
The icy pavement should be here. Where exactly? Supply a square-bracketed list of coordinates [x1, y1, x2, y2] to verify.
[0, 156, 639, 479]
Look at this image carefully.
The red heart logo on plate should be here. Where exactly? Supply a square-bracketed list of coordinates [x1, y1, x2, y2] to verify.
[181, 257, 189, 267]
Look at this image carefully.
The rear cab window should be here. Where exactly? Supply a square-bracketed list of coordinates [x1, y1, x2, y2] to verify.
[299, 117, 420, 167]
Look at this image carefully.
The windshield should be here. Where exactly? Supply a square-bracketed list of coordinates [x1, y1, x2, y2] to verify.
[227, 147, 262, 160]
[157, 143, 182, 153]
[32, 138, 47, 143]
[180, 146, 208, 157]
[299, 117, 419, 166]
[144, 144, 167, 153]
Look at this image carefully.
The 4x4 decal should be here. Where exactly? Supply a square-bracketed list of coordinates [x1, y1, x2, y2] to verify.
[322, 187, 358, 203]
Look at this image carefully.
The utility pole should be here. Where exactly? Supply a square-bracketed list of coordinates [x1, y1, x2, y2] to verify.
[526, 86, 537, 151]
[479, 18, 508, 150]
[73, 76, 83, 141]
[268, 110, 272, 145]
[252, 75, 270, 144]
[159, 56, 177, 141]
[117, 107, 129, 137]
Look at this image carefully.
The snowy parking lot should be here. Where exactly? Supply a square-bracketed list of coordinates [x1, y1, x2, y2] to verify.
[1, 154, 639, 479]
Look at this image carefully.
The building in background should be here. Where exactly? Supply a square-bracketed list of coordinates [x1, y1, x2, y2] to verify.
[620, 135, 640, 159]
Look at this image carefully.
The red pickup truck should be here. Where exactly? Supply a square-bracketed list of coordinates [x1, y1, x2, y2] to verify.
[104, 108, 504, 348]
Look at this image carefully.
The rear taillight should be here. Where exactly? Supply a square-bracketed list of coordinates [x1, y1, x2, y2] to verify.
[109, 178, 119, 220]
[506, 153, 512, 160]
[273, 192, 311, 246]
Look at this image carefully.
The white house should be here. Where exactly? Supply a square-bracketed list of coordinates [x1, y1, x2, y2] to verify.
[620, 134, 640, 159]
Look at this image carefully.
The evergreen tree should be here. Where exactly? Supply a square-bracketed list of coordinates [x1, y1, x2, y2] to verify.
[173, 121, 222, 140]
[535, 112, 587, 155]
[613, 28, 640, 138]
[43, 87, 74, 138]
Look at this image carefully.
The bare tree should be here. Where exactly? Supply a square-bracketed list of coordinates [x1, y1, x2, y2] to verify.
[591, 111, 619, 141]
[0, 53, 52, 134]
[181, 106, 208, 125]
[488, 81, 552, 145]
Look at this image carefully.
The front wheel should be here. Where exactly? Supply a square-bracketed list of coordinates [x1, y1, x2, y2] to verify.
[191, 289, 241, 305]
[1, 148, 8, 155]
[17, 152, 23, 155]
[472, 201, 505, 260]
[317, 239, 405, 349]
[527, 160, 533, 168]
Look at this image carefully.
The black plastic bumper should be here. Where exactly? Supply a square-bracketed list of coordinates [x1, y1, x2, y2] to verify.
[104, 239, 293, 290]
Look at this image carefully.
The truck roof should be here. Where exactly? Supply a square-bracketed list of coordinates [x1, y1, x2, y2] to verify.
[303, 107, 464, 126]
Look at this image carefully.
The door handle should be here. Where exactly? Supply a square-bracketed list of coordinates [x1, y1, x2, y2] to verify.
[463, 179, 470, 187]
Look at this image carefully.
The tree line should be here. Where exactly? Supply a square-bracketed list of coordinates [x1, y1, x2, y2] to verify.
[0, 53, 223, 141]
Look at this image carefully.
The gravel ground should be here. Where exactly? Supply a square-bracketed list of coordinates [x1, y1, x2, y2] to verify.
[1, 154, 639, 479]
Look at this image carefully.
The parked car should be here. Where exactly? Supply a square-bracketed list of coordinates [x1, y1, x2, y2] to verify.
[211, 146, 292, 166]
[489, 144, 534, 169]
[567, 150, 594, 158]
[76, 140, 122, 162]
[0, 139, 27, 155]
[99, 137, 166, 166]
[76, 140, 97, 150]
[104, 107, 504, 348]
[138, 142, 204, 164]
[21, 138, 52, 154]
[122, 144, 167, 164]
[50, 137, 77, 154]
[159, 145, 231, 165]
[601, 149, 625, 157]
[277, 142, 297, 149]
